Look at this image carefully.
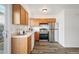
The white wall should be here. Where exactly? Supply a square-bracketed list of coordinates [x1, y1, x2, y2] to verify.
[64, 9, 79, 47]
[56, 9, 79, 47]
[56, 10, 65, 46]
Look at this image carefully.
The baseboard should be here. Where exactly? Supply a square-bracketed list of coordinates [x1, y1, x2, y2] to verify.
[63, 46, 79, 48]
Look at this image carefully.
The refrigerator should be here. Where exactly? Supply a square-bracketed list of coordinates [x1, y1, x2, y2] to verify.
[49, 23, 55, 42]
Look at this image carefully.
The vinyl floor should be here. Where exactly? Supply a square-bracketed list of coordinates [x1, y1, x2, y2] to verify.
[31, 41, 79, 54]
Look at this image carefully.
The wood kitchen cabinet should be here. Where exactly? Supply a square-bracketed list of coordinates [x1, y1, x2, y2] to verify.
[39, 19, 48, 23]
[30, 18, 56, 26]
[27, 36, 31, 53]
[12, 4, 28, 25]
[20, 7, 27, 25]
[48, 18, 56, 23]
[11, 36, 32, 54]
[34, 32, 39, 41]
[11, 37, 28, 54]
[30, 19, 39, 26]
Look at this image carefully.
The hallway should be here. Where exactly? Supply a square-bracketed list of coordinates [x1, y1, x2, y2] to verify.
[31, 41, 79, 54]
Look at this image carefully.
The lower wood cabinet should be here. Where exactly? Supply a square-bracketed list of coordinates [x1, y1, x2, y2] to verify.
[34, 32, 39, 41]
[11, 36, 32, 54]
[27, 36, 31, 54]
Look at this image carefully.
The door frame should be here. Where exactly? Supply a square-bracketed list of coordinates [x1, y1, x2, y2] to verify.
[3, 4, 11, 54]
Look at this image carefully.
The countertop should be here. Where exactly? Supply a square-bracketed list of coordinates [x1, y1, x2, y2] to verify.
[11, 31, 35, 39]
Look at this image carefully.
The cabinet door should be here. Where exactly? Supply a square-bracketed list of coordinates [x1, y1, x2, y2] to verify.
[31, 34, 35, 51]
[26, 11, 28, 25]
[27, 36, 31, 54]
[48, 18, 56, 23]
[34, 32, 39, 41]
[30, 20, 39, 26]
[20, 7, 26, 25]
[11, 38, 20, 54]
[12, 4, 28, 25]
[39, 19, 48, 23]
[12, 4, 21, 24]
[19, 38, 28, 53]
[11, 38, 28, 54]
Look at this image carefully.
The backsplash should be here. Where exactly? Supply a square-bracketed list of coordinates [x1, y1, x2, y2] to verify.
[11, 24, 29, 34]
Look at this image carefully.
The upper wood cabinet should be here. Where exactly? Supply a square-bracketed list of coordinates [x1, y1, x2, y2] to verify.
[30, 18, 56, 26]
[12, 4, 28, 25]
[30, 18, 39, 26]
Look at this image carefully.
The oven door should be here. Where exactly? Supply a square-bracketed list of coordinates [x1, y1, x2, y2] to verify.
[39, 33, 49, 40]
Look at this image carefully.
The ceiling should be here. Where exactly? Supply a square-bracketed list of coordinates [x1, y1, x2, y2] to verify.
[22, 4, 79, 18]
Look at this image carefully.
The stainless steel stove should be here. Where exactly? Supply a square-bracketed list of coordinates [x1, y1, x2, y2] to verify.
[39, 23, 49, 41]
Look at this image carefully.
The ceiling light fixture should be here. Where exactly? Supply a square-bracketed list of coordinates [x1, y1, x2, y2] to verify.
[42, 8, 47, 14]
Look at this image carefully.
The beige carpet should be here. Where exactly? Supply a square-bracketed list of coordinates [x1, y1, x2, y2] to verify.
[31, 41, 79, 54]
